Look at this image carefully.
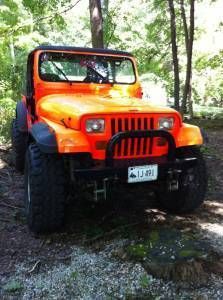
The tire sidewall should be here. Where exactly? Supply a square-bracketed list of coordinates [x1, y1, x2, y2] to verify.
[157, 146, 207, 213]
[24, 144, 67, 233]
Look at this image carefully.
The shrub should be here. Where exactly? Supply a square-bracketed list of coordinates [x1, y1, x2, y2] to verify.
[0, 97, 16, 143]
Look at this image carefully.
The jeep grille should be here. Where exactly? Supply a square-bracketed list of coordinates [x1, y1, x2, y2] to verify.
[111, 116, 156, 158]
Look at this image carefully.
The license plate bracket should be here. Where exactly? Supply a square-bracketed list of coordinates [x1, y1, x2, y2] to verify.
[128, 165, 158, 183]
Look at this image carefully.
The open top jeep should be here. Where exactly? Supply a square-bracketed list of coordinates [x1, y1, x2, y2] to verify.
[12, 45, 207, 233]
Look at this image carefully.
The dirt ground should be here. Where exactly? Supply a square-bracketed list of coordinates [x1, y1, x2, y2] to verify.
[0, 125, 223, 299]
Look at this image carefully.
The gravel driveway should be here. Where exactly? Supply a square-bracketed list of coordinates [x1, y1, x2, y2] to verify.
[0, 128, 223, 299]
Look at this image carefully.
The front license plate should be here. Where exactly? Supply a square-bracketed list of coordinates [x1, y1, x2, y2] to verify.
[128, 165, 158, 183]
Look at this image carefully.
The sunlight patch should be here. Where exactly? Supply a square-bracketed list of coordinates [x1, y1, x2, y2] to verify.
[200, 223, 223, 237]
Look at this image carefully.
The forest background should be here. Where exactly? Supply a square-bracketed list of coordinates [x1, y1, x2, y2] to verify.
[0, 0, 223, 142]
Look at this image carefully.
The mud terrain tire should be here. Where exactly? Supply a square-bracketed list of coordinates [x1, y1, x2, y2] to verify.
[11, 119, 27, 173]
[157, 146, 207, 214]
[24, 144, 67, 233]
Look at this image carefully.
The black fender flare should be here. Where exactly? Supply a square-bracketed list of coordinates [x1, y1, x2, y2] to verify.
[16, 101, 28, 132]
[30, 122, 58, 153]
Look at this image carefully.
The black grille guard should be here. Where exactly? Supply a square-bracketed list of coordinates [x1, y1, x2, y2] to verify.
[105, 129, 176, 167]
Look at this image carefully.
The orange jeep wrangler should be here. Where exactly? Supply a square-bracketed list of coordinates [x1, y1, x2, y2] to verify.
[12, 46, 207, 233]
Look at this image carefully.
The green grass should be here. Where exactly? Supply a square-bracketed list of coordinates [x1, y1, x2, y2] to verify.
[2, 280, 23, 293]
[139, 274, 152, 288]
[127, 243, 148, 260]
[70, 271, 78, 280]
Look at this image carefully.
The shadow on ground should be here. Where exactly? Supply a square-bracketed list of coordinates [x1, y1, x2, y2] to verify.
[0, 128, 223, 298]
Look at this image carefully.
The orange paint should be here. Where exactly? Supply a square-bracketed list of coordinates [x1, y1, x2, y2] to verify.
[30, 49, 203, 157]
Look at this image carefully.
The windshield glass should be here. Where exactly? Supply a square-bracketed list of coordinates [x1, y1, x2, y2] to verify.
[39, 52, 136, 84]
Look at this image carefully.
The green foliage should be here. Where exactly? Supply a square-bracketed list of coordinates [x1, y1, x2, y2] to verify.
[0, 0, 72, 101]
[193, 52, 223, 107]
[126, 231, 161, 260]
[70, 271, 78, 280]
[139, 274, 152, 289]
[193, 105, 223, 119]
[127, 243, 149, 260]
[148, 230, 159, 243]
[0, 97, 16, 142]
[2, 280, 23, 293]
[0, 0, 223, 142]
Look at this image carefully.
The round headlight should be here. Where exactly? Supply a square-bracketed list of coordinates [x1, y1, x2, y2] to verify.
[86, 119, 105, 133]
[158, 117, 174, 130]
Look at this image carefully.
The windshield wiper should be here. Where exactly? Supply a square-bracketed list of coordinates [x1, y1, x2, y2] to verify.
[86, 65, 109, 83]
[50, 61, 72, 85]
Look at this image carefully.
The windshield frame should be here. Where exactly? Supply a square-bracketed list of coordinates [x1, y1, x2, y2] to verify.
[38, 51, 137, 85]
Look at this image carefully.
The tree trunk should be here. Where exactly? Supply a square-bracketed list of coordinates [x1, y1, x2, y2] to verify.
[188, 0, 195, 119]
[180, 0, 189, 55]
[181, 0, 195, 116]
[103, 0, 109, 47]
[89, 0, 104, 48]
[168, 0, 180, 111]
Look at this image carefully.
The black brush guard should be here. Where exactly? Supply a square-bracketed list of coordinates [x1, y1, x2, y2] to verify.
[73, 130, 197, 181]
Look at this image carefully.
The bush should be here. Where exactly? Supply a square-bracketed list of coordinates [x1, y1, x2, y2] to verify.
[193, 105, 223, 120]
[0, 98, 16, 143]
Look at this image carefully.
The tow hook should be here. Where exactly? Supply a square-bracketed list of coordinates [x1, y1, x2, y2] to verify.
[167, 169, 182, 191]
[93, 179, 109, 202]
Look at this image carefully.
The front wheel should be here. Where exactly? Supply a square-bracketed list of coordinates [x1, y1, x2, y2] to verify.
[24, 144, 67, 233]
[156, 146, 207, 214]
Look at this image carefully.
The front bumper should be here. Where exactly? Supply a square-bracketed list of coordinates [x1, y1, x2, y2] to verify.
[73, 157, 197, 181]
[73, 130, 197, 181]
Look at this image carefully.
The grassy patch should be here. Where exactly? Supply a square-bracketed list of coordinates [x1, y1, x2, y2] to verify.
[126, 231, 161, 260]
[148, 230, 159, 244]
[125, 228, 207, 264]
[70, 271, 78, 280]
[127, 243, 148, 260]
[2, 280, 23, 293]
[139, 274, 152, 289]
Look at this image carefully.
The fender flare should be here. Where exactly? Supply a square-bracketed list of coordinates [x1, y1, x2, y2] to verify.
[16, 101, 28, 132]
[176, 123, 203, 148]
[30, 122, 58, 153]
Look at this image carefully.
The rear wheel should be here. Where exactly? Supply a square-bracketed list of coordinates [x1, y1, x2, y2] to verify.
[156, 146, 207, 214]
[24, 144, 67, 233]
[11, 119, 27, 173]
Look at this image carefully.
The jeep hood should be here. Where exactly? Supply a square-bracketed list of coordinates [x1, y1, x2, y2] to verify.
[37, 94, 178, 130]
